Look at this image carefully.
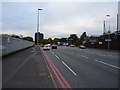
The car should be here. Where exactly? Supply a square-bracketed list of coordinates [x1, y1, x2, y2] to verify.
[66, 45, 69, 47]
[52, 45, 57, 49]
[79, 45, 86, 49]
[70, 45, 75, 47]
[43, 44, 51, 50]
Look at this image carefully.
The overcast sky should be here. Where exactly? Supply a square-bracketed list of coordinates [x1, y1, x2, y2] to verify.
[2, 1, 119, 39]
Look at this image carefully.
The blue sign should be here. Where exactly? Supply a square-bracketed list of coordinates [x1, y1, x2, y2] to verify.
[59, 42, 70, 46]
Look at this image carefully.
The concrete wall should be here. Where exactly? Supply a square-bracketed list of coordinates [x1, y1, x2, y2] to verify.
[0, 35, 34, 56]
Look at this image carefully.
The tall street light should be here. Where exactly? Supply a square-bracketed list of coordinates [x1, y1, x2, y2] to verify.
[37, 8, 42, 45]
[117, 14, 119, 34]
[106, 14, 111, 50]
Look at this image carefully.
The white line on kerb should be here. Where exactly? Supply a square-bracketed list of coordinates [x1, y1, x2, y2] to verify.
[55, 55, 60, 59]
[81, 55, 88, 58]
[62, 61, 77, 76]
[94, 59, 120, 70]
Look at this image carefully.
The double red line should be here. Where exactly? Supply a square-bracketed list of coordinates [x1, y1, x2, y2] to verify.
[40, 48, 72, 89]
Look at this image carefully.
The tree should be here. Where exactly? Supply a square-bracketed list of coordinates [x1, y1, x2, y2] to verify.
[80, 32, 87, 40]
[68, 34, 78, 44]
[22, 36, 33, 42]
[47, 38, 53, 44]
[53, 38, 60, 45]
[11, 34, 20, 39]
[59, 38, 67, 42]
[39, 39, 49, 45]
[1, 34, 11, 37]
[80, 32, 89, 44]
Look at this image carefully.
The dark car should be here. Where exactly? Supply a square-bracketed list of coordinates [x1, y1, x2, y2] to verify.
[52, 45, 57, 49]
[79, 45, 86, 49]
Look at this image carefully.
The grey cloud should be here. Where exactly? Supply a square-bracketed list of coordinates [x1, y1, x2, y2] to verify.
[2, 2, 118, 39]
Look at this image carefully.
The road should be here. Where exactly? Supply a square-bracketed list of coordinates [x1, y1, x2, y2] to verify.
[2, 46, 119, 89]
[44, 46, 119, 88]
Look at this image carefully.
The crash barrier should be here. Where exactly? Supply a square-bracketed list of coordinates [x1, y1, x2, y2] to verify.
[0, 35, 34, 56]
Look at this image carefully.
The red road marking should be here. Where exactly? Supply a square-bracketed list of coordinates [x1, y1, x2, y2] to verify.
[46, 53, 72, 88]
[43, 51, 65, 88]
[40, 47, 72, 89]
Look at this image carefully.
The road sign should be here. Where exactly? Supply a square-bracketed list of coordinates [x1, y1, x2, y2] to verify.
[105, 39, 111, 41]
[99, 42, 102, 44]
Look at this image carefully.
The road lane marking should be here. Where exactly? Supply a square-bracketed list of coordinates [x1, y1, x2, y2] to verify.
[51, 51, 55, 55]
[41, 48, 72, 88]
[81, 55, 88, 58]
[62, 61, 77, 76]
[55, 55, 60, 59]
[94, 59, 120, 70]
[42, 55, 58, 88]
[100, 55, 105, 56]
[42, 52, 65, 88]
[84, 50, 118, 58]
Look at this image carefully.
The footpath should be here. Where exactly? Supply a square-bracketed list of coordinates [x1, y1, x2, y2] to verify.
[2, 46, 60, 89]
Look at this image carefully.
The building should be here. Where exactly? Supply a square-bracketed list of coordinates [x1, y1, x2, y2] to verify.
[118, 1, 120, 31]
[35, 32, 44, 43]
[84, 31, 120, 50]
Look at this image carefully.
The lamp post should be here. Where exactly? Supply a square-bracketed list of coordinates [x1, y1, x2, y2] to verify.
[117, 14, 119, 34]
[106, 14, 111, 50]
[37, 8, 42, 45]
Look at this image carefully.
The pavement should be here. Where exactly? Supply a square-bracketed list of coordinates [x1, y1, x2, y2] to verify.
[2, 46, 60, 89]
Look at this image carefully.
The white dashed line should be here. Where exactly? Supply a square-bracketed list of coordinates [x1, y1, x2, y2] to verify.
[100, 55, 105, 56]
[62, 61, 77, 76]
[55, 55, 60, 59]
[94, 59, 120, 70]
[51, 51, 55, 55]
[81, 55, 88, 58]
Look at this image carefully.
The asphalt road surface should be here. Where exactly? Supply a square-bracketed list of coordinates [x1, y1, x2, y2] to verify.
[2, 46, 119, 89]
[45, 46, 119, 88]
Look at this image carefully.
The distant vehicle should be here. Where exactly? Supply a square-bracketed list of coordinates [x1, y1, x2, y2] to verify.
[43, 44, 51, 50]
[52, 44, 57, 49]
[70, 45, 75, 47]
[79, 45, 86, 49]
[66, 45, 69, 47]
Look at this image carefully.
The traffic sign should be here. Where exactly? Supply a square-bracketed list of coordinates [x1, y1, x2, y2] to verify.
[105, 39, 111, 41]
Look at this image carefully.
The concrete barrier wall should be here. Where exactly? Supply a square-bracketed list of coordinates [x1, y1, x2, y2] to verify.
[0, 35, 34, 56]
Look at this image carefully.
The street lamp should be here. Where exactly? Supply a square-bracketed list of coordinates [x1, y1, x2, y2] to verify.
[117, 14, 119, 34]
[37, 8, 42, 45]
[106, 14, 111, 33]
[106, 14, 111, 50]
